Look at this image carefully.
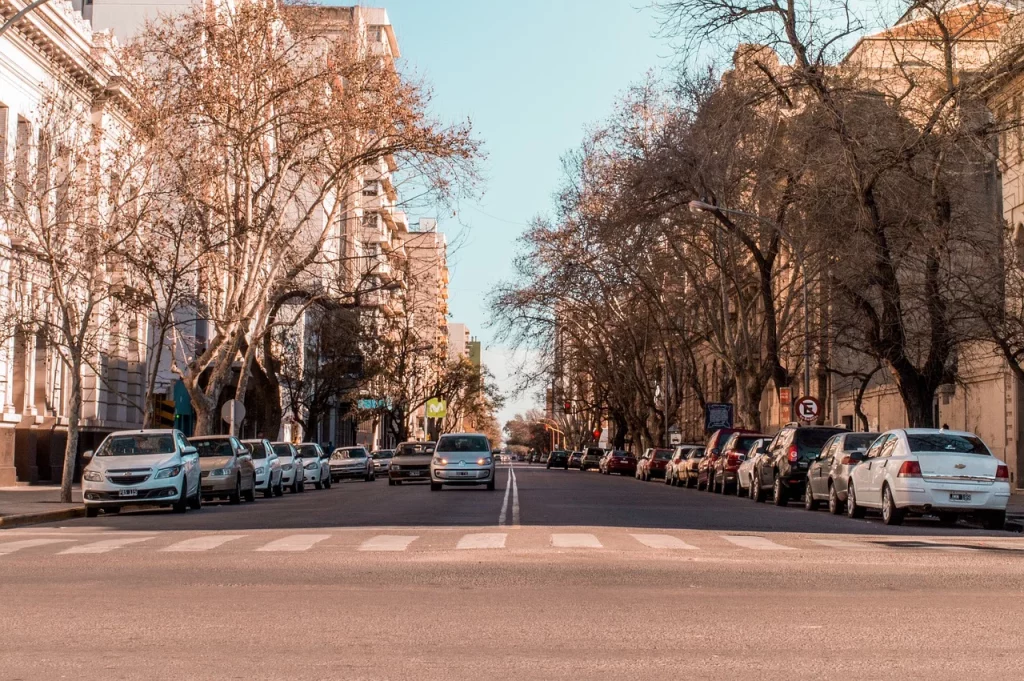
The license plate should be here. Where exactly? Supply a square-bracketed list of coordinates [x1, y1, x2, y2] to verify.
[457, 472, 470, 477]
[118, 489, 138, 498]
[409, 471, 422, 477]
[949, 493, 972, 502]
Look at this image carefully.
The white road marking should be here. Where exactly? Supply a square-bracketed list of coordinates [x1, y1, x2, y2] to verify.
[456, 533, 507, 550]
[59, 537, 153, 555]
[498, 465, 513, 526]
[359, 535, 418, 552]
[630, 534, 698, 550]
[255, 534, 330, 552]
[722, 535, 793, 551]
[551, 533, 602, 549]
[0, 538, 76, 555]
[809, 539, 879, 551]
[510, 465, 520, 526]
[161, 535, 246, 552]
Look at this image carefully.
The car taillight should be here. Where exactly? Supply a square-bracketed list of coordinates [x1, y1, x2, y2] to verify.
[840, 456, 855, 465]
[727, 453, 740, 466]
[996, 464, 1009, 480]
[897, 460, 922, 478]
[787, 445, 798, 463]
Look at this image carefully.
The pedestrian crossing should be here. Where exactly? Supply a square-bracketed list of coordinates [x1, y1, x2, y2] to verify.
[2, 529, 1022, 559]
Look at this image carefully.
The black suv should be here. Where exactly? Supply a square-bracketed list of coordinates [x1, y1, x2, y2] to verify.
[546, 450, 569, 469]
[752, 423, 846, 505]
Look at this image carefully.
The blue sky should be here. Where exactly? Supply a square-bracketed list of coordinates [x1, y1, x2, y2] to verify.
[367, 1, 674, 426]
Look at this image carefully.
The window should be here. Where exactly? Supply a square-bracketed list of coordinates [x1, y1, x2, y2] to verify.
[880, 437, 898, 458]
[362, 180, 379, 197]
[906, 434, 990, 456]
[362, 213, 379, 231]
[14, 117, 30, 204]
[98, 434, 175, 456]
[0, 103, 7, 202]
[865, 435, 887, 459]
[436, 435, 490, 453]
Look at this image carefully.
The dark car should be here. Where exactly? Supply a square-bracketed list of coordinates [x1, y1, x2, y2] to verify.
[546, 450, 570, 469]
[711, 432, 768, 494]
[804, 431, 880, 513]
[637, 448, 674, 481]
[579, 447, 603, 471]
[752, 423, 847, 505]
[389, 440, 436, 485]
[600, 450, 636, 475]
[698, 428, 757, 491]
[567, 451, 583, 469]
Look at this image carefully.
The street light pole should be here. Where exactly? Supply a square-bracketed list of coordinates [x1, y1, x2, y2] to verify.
[688, 200, 812, 398]
[0, 0, 52, 38]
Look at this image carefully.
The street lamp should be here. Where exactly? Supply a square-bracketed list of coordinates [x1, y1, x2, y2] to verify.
[536, 417, 565, 452]
[688, 200, 812, 399]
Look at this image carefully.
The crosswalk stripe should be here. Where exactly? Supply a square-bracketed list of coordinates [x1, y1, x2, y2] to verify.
[722, 535, 793, 551]
[456, 533, 507, 550]
[161, 535, 246, 552]
[0, 538, 76, 555]
[359, 535, 418, 552]
[809, 539, 878, 551]
[630, 534, 698, 550]
[551, 533, 602, 549]
[255, 534, 330, 552]
[59, 537, 152, 555]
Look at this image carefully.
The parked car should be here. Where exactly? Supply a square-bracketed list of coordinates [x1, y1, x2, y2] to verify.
[698, 428, 758, 492]
[600, 450, 637, 476]
[737, 438, 772, 497]
[680, 447, 705, 488]
[272, 441, 307, 492]
[371, 449, 395, 476]
[430, 433, 496, 491]
[547, 450, 570, 469]
[752, 423, 846, 505]
[579, 447, 603, 471]
[638, 448, 675, 481]
[82, 429, 202, 517]
[389, 441, 435, 485]
[846, 429, 1010, 528]
[190, 435, 257, 504]
[803, 431, 879, 513]
[329, 446, 375, 482]
[240, 438, 283, 498]
[297, 443, 331, 490]
[666, 445, 701, 486]
[567, 451, 584, 469]
[711, 432, 768, 494]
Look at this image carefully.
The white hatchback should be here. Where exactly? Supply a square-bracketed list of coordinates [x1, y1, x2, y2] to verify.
[846, 428, 1010, 528]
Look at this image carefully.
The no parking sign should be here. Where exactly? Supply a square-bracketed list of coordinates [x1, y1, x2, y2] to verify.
[795, 396, 820, 423]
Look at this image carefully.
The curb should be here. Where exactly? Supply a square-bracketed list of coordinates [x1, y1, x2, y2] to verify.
[0, 507, 85, 529]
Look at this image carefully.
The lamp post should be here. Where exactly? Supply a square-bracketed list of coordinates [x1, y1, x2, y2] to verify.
[0, 0, 52, 38]
[536, 417, 565, 452]
[688, 200, 812, 399]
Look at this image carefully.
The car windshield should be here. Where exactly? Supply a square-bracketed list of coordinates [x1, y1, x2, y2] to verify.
[436, 435, 490, 453]
[189, 439, 235, 458]
[372, 451, 394, 459]
[796, 429, 845, 450]
[907, 434, 990, 455]
[296, 445, 320, 458]
[96, 434, 175, 457]
[654, 450, 673, 460]
[395, 443, 434, 456]
[334, 448, 367, 459]
[688, 450, 704, 459]
[240, 442, 267, 459]
[272, 443, 296, 458]
[843, 434, 879, 451]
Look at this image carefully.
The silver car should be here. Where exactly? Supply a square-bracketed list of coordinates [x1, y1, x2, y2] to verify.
[430, 433, 496, 491]
[805, 431, 880, 514]
[189, 435, 257, 504]
[330, 446, 376, 482]
[737, 438, 772, 497]
[240, 438, 283, 498]
[272, 442, 306, 493]
[371, 449, 394, 475]
[296, 443, 331, 490]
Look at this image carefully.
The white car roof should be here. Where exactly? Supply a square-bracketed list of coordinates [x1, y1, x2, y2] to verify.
[892, 428, 978, 437]
[107, 429, 177, 437]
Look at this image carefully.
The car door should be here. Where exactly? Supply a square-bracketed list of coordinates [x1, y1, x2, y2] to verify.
[868, 435, 898, 504]
[232, 437, 255, 489]
[810, 437, 838, 498]
[853, 434, 888, 506]
[176, 431, 199, 496]
[761, 431, 788, 488]
[265, 441, 281, 485]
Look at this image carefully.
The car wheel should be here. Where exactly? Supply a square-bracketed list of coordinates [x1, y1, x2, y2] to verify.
[881, 485, 903, 526]
[982, 510, 1006, 530]
[263, 481, 274, 499]
[314, 480, 323, 490]
[388, 479, 396, 486]
[804, 483, 818, 511]
[487, 478, 496, 491]
[190, 483, 203, 510]
[85, 506, 99, 518]
[324, 474, 331, 489]
[828, 483, 843, 515]
[243, 479, 256, 502]
[686, 475, 695, 489]
[229, 477, 242, 505]
[736, 477, 745, 497]
[772, 476, 788, 506]
[937, 512, 959, 527]
[291, 477, 300, 493]
[846, 483, 865, 518]
[172, 482, 189, 513]
[274, 478, 284, 496]
[430, 482, 442, 491]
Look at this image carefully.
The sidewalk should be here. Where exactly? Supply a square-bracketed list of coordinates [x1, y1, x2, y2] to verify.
[0, 485, 84, 528]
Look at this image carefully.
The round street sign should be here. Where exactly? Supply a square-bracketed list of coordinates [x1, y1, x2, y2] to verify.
[795, 396, 820, 423]
[221, 399, 246, 425]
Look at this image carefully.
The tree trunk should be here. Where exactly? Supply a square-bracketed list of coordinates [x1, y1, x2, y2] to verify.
[611, 409, 628, 450]
[142, 321, 170, 429]
[59, 354, 83, 503]
[897, 376, 936, 429]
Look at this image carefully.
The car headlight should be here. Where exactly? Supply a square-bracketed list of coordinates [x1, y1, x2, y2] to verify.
[305, 462, 317, 470]
[476, 457, 492, 466]
[155, 465, 184, 479]
[433, 457, 448, 466]
[209, 467, 233, 477]
[255, 467, 265, 475]
[83, 469, 104, 482]
[282, 464, 293, 471]
[391, 464, 401, 471]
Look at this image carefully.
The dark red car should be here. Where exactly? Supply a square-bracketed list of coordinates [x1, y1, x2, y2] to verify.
[637, 448, 674, 481]
[711, 432, 768, 494]
[600, 450, 636, 475]
[697, 428, 758, 491]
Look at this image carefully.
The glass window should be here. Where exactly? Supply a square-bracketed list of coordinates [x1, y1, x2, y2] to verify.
[188, 438, 236, 458]
[880, 437, 898, 458]
[297, 444, 321, 459]
[906, 434, 990, 455]
[97, 434, 176, 457]
[843, 433, 879, 452]
[394, 443, 433, 457]
[865, 435, 888, 459]
[272, 443, 297, 458]
[436, 435, 490, 453]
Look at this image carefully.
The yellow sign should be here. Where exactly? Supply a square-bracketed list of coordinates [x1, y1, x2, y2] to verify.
[426, 398, 447, 419]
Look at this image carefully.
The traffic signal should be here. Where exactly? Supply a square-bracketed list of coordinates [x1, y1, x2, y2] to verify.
[592, 428, 601, 440]
[563, 400, 572, 413]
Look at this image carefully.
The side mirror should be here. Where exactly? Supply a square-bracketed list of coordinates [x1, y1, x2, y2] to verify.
[182, 446, 197, 456]
[82, 450, 94, 462]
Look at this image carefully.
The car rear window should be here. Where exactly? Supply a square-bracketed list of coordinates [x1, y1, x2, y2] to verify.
[843, 434, 878, 451]
[907, 434, 990, 455]
[395, 443, 432, 456]
[795, 429, 845, 451]
[732, 436, 763, 452]
[654, 450, 673, 460]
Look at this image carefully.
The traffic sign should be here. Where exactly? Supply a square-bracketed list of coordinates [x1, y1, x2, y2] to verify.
[705, 403, 734, 431]
[795, 396, 820, 423]
[426, 398, 447, 419]
[221, 399, 246, 435]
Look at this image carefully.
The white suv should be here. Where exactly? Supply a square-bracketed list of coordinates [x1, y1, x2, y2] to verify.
[81, 429, 202, 517]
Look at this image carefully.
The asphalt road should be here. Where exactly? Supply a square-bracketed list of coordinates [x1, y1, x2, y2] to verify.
[2, 465, 1023, 680]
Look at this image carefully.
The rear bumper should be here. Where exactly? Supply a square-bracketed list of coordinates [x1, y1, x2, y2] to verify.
[606, 463, 635, 473]
[891, 480, 1010, 512]
[331, 469, 367, 479]
[390, 469, 430, 480]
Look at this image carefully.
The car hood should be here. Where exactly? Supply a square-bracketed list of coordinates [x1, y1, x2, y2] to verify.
[199, 456, 235, 471]
[88, 454, 180, 471]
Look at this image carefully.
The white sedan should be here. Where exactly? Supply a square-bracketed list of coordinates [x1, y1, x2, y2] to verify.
[846, 428, 1010, 528]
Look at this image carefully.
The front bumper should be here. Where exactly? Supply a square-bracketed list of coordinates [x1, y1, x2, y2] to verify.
[891, 479, 1011, 512]
[83, 477, 183, 506]
[280, 467, 300, 484]
[432, 466, 494, 484]
[200, 473, 238, 495]
[331, 466, 367, 479]
[302, 466, 323, 483]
